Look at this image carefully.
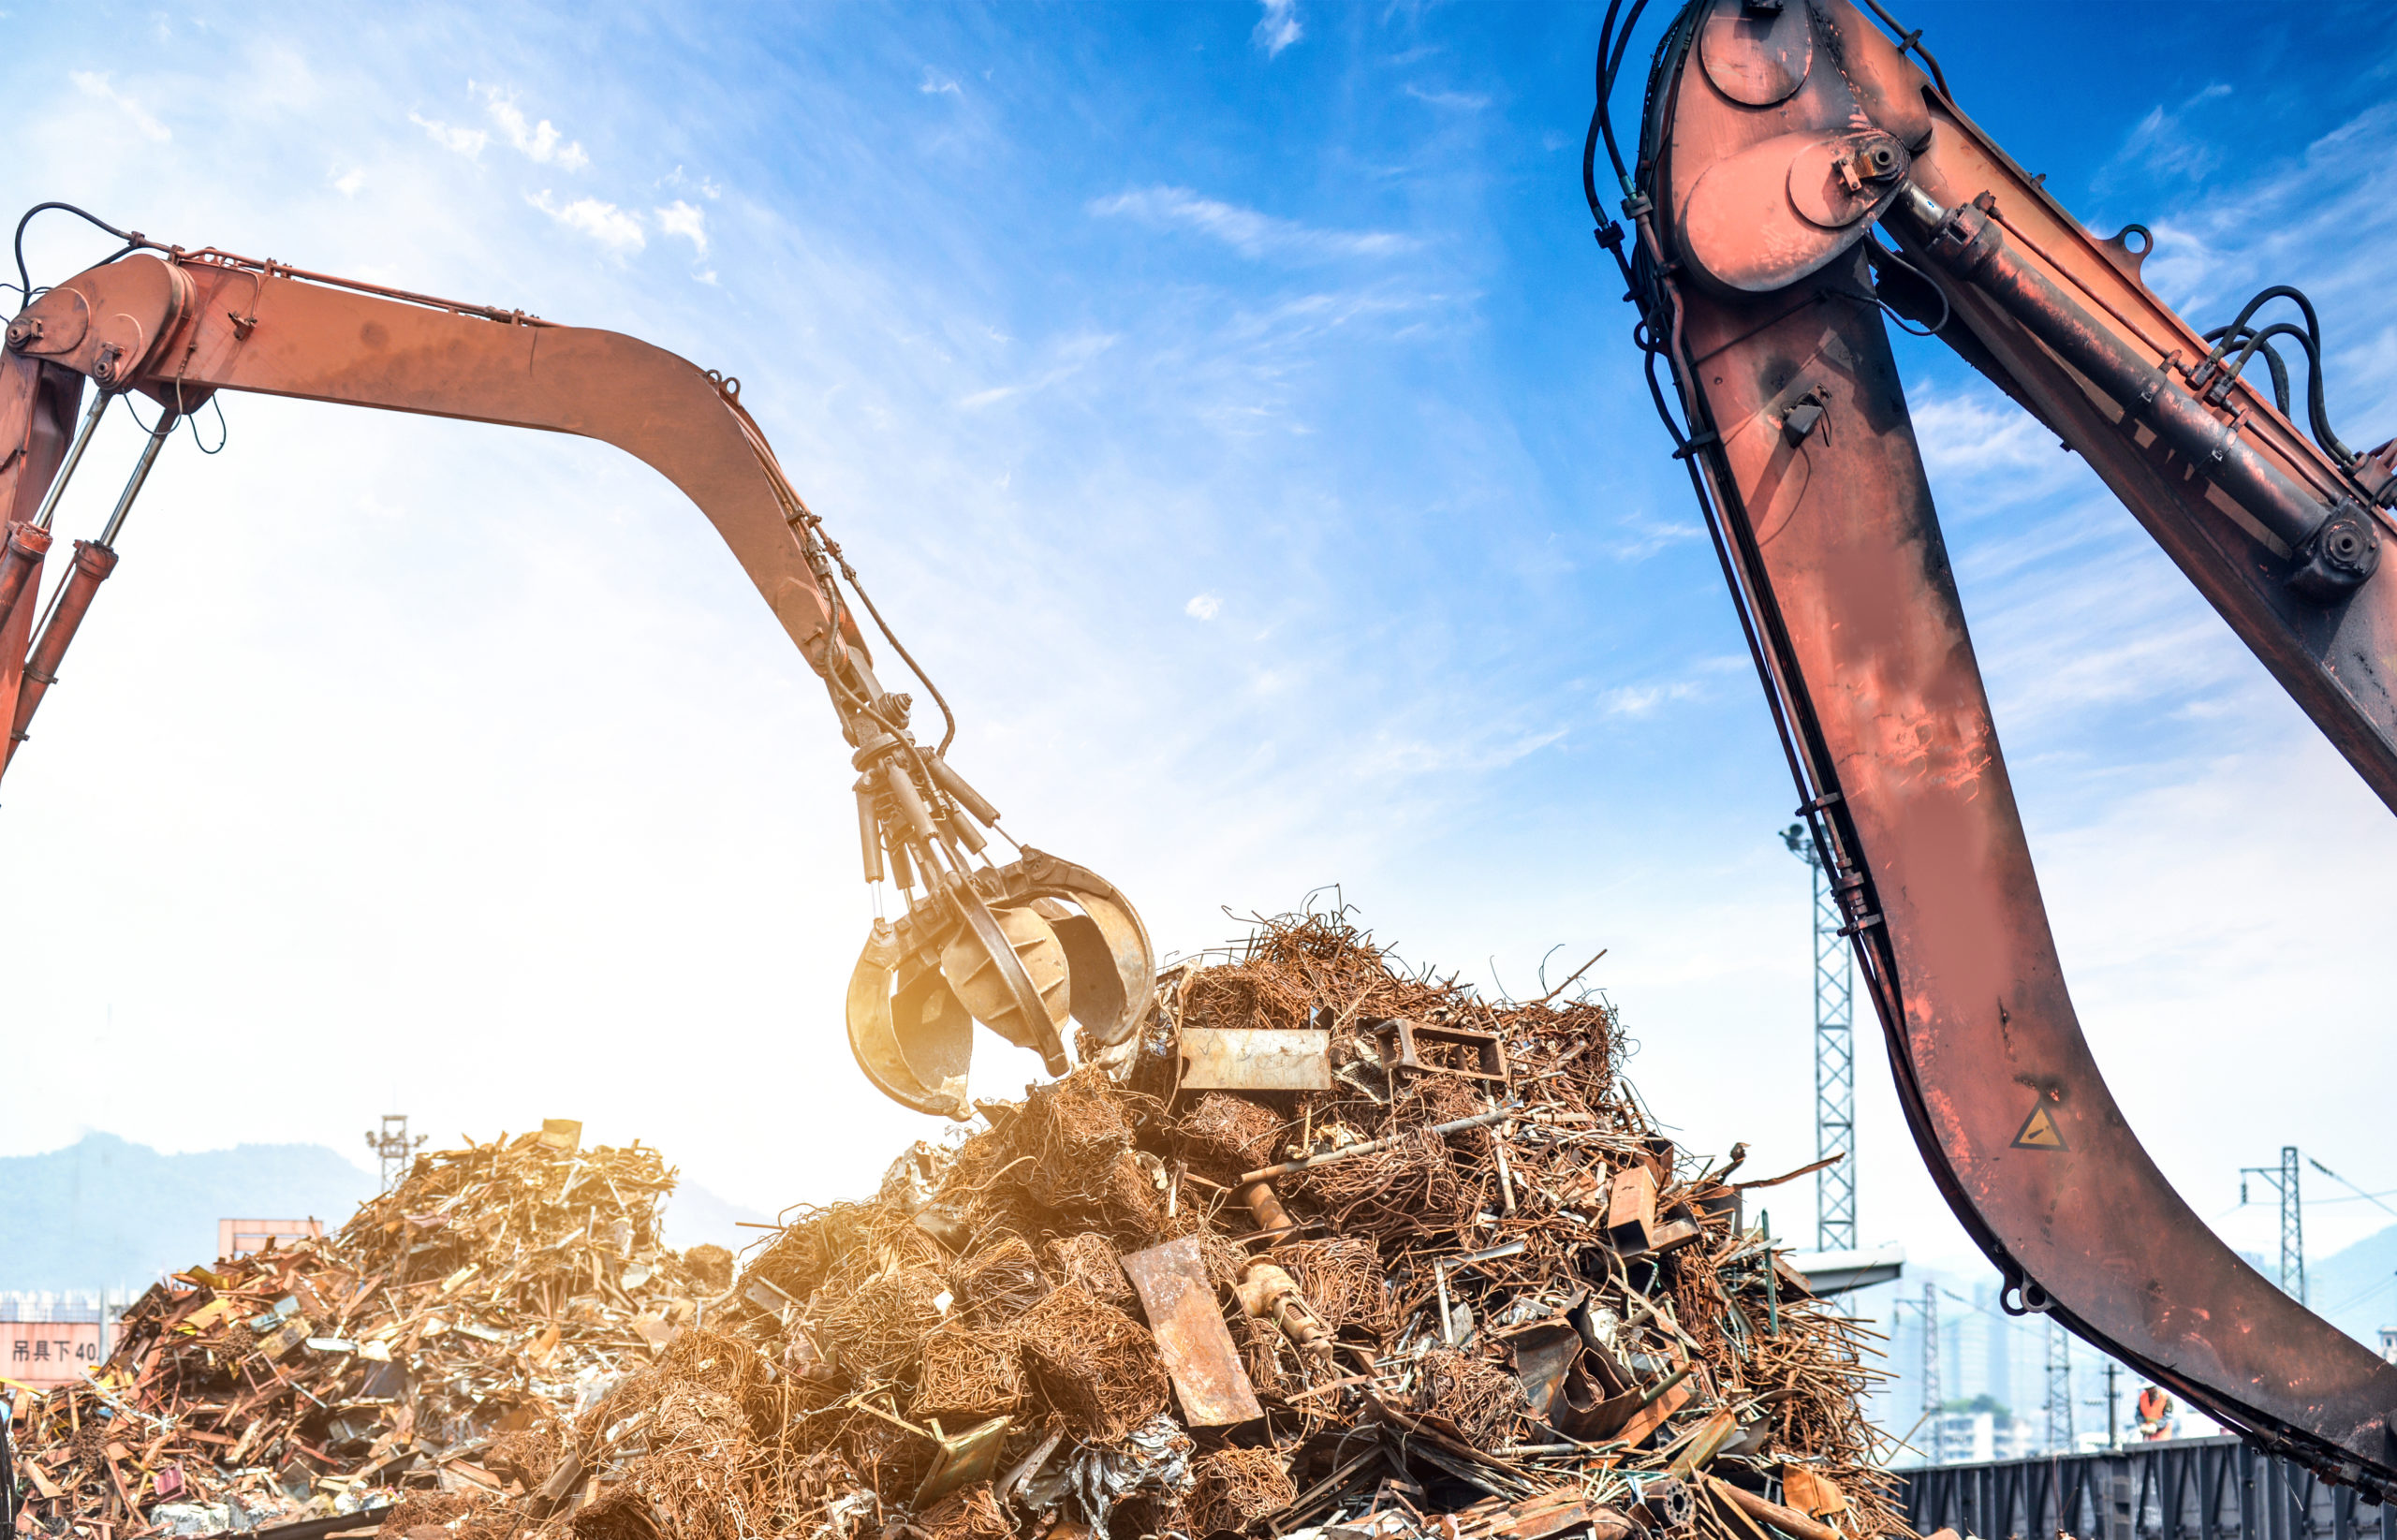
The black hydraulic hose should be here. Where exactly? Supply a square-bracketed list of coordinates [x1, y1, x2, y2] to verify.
[12, 201, 139, 303]
[2202, 323, 2297, 418]
[1595, 0, 1628, 196]
[2197, 285, 2355, 465]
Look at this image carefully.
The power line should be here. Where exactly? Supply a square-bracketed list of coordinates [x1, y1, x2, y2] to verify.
[2307, 1157, 2397, 1222]
[2240, 1147, 2306, 1305]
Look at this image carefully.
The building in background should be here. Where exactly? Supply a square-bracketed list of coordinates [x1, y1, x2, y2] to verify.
[1, 1292, 136, 1388]
[217, 1218, 325, 1258]
[1930, 1401, 2040, 1464]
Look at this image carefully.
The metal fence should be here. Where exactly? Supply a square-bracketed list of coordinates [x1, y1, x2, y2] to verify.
[0, 1289, 139, 1323]
[1897, 1438, 2390, 1540]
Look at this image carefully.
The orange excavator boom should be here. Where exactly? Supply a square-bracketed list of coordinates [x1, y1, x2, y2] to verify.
[1595, 0, 2397, 1493]
[1, 224, 1151, 1121]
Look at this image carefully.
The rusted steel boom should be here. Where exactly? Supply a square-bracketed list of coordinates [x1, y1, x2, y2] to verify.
[1598, 0, 2397, 1495]
[6, 251, 850, 665]
[2, 234, 1152, 1119]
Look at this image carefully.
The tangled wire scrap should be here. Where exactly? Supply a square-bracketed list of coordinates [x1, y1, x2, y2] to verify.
[11, 905, 1911, 1540]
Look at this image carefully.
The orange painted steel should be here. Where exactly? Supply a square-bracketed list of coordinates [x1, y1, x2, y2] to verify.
[7, 252, 850, 668]
[2, 237, 1151, 1120]
[1610, 0, 2397, 1493]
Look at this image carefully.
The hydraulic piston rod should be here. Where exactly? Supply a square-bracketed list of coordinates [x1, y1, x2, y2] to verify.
[2, 411, 176, 772]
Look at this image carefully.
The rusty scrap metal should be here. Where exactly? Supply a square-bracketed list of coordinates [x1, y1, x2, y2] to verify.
[10, 904, 1911, 1540]
[1178, 1027, 1331, 1092]
[1120, 1239, 1263, 1428]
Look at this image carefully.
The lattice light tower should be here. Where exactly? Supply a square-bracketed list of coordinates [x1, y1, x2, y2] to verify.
[2046, 1315, 2075, 1455]
[1919, 1282, 1943, 1464]
[2241, 1146, 2306, 1304]
[365, 1113, 428, 1192]
[1784, 825, 1857, 1252]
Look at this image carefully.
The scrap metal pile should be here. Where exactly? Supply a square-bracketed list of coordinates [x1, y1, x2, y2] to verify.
[5, 1123, 731, 1537]
[7, 909, 1904, 1540]
[466, 910, 1902, 1540]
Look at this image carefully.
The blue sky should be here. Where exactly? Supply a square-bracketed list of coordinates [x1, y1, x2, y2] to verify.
[4, 2, 2392, 1330]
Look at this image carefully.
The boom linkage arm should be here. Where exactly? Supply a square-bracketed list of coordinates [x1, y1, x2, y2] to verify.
[1612, 0, 2397, 1493]
[1, 240, 1156, 1121]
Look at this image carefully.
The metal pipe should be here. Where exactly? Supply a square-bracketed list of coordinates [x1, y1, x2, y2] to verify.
[1891, 186, 2374, 594]
[1237, 1106, 1514, 1184]
[5, 540, 120, 774]
[883, 760, 941, 843]
[1234, 1178, 1294, 1235]
[854, 780, 885, 884]
[98, 410, 178, 546]
[0, 522, 53, 637]
[926, 754, 1000, 828]
[1709, 1475, 1841, 1540]
[29, 390, 109, 533]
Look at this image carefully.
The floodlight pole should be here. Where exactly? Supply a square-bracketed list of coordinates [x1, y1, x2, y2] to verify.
[1783, 825, 1857, 1253]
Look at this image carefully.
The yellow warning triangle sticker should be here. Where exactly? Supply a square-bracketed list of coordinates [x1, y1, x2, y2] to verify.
[2012, 1104, 2066, 1151]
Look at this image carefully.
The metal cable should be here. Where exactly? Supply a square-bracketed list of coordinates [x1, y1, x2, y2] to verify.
[12, 201, 139, 301]
[2195, 282, 2359, 464]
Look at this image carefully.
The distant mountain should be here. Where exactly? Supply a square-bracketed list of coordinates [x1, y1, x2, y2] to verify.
[0, 1133, 379, 1292]
[2311, 1222, 2397, 1353]
[0, 1133, 772, 1294]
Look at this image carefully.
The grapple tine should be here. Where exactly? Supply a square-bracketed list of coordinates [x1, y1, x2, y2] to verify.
[846, 919, 974, 1121]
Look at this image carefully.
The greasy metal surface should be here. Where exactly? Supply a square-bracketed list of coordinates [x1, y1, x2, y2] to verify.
[5, 540, 116, 774]
[941, 886, 1071, 1069]
[1638, 0, 2397, 1490]
[1696, 0, 1811, 107]
[1680, 130, 1907, 293]
[1890, 100, 2397, 812]
[1177, 1026, 1331, 1091]
[0, 355, 78, 766]
[1892, 192, 2347, 563]
[1119, 1237, 1262, 1428]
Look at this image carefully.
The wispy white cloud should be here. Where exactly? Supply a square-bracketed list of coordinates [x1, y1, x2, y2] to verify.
[1606, 511, 1702, 563]
[662, 166, 723, 200]
[1404, 83, 1489, 111]
[69, 71, 169, 142]
[527, 191, 644, 253]
[2100, 81, 2234, 190]
[1598, 681, 1702, 717]
[473, 82, 589, 169]
[1355, 725, 1566, 777]
[654, 199, 708, 256]
[919, 66, 962, 96]
[1090, 185, 1412, 261]
[331, 167, 365, 198]
[959, 332, 1118, 409]
[1253, 0, 1301, 57]
[1185, 593, 1222, 621]
[409, 110, 486, 158]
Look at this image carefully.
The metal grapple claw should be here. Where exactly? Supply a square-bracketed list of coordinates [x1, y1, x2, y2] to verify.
[846, 849, 1155, 1120]
[772, 487, 1152, 1119]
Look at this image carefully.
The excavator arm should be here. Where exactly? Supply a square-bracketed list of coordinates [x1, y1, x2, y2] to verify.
[1598, 0, 2397, 1494]
[1, 234, 1151, 1121]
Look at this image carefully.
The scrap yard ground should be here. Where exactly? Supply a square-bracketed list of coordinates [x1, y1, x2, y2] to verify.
[6, 912, 1904, 1540]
